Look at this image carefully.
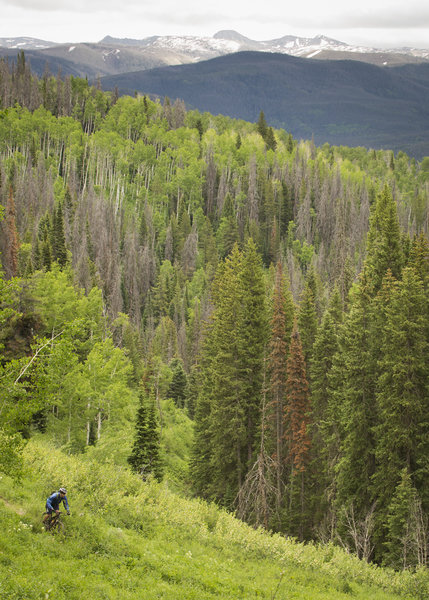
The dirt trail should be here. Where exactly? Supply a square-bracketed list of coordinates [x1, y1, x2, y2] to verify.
[0, 495, 26, 516]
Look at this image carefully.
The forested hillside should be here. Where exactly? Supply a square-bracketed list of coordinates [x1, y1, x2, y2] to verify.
[1, 54, 429, 581]
[100, 51, 429, 158]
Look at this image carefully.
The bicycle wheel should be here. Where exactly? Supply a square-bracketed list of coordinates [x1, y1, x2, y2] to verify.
[53, 519, 64, 534]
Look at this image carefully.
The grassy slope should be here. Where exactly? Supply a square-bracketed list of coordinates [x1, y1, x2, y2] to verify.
[0, 440, 427, 600]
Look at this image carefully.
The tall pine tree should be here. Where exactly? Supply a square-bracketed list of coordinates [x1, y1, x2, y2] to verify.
[373, 267, 429, 556]
[128, 389, 163, 481]
[268, 261, 295, 504]
[284, 322, 311, 539]
[192, 241, 267, 508]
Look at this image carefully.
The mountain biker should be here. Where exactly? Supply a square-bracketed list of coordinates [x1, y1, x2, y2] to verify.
[43, 487, 70, 524]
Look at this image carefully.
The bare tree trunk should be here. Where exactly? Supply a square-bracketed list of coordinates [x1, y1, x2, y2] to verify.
[86, 402, 91, 446]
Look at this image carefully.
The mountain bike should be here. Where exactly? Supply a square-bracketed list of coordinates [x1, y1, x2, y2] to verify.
[43, 511, 65, 533]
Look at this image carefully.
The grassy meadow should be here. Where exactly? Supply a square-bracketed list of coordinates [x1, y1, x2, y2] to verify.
[0, 439, 428, 600]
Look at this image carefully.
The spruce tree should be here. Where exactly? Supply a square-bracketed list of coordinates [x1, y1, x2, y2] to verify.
[192, 241, 267, 508]
[191, 328, 217, 498]
[284, 322, 311, 539]
[5, 186, 19, 278]
[309, 287, 343, 532]
[268, 261, 295, 503]
[32, 237, 42, 271]
[186, 365, 199, 419]
[297, 280, 318, 369]
[285, 324, 311, 476]
[384, 469, 421, 569]
[373, 267, 429, 544]
[193, 245, 245, 505]
[333, 274, 377, 520]
[257, 110, 268, 139]
[265, 127, 277, 152]
[216, 194, 238, 259]
[333, 185, 406, 557]
[408, 233, 429, 290]
[364, 184, 403, 295]
[167, 359, 187, 408]
[128, 389, 163, 481]
[41, 239, 52, 271]
[53, 203, 68, 267]
[238, 238, 267, 466]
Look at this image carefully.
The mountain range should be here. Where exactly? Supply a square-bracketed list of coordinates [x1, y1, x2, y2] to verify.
[1, 31, 428, 80]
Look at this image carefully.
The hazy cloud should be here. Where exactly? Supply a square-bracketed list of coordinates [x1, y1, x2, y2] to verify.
[1, 0, 428, 47]
[1, 0, 141, 11]
[282, 7, 429, 29]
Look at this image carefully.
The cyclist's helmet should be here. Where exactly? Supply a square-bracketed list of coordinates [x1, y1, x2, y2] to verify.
[59, 487, 67, 494]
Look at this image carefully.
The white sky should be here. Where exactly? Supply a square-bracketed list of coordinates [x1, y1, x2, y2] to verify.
[1, 0, 429, 48]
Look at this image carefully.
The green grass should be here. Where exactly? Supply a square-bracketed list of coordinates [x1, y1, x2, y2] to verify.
[0, 440, 427, 600]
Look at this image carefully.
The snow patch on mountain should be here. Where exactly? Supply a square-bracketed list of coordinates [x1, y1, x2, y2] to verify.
[0, 37, 57, 49]
[103, 31, 429, 62]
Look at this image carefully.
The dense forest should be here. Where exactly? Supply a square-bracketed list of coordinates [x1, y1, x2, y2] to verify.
[1, 53, 429, 572]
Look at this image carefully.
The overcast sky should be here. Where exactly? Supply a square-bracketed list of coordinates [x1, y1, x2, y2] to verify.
[1, 0, 429, 48]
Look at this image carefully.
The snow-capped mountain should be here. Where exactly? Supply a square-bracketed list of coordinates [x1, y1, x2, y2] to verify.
[100, 31, 429, 63]
[1, 31, 428, 80]
[0, 37, 58, 50]
[2, 32, 429, 61]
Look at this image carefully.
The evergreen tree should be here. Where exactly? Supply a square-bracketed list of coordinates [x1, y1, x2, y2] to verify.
[297, 281, 318, 369]
[52, 203, 68, 267]
[332, 186, 406, 557]
[186, 365, 199, 419]
[193, 245, 245, 505]
[192, 242, 266, 508]
[364, 184, 403, 295]
[265, 127, 277, 152]
[167, 358, 187, 408]
[41, 239, 52, 271]
[309, 287, 343, 532]
[408, 233, 429, 289]
[191, 327, 217, 498]
[268, 261, 295, 503]
[128, 389, 163, 481]
[373, 267, 429, 546]
[5, 186, 19, 278]
[216, 194, 238, 259]
[333, 274, 377, 521]
[32, 237, 42, 271]
[285, 324, 311, 476]
[238, 238, 267, 466]
[284, 323, 311, 539]
[257, 110, 268, 139]
[384, 469, 424, 570]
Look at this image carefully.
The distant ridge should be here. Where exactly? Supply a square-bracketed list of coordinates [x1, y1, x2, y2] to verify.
[213, 30, 259, 46]
[100, 51, 429, 158]
[0, 36, 58, 50]
[1, 30, 428, 77]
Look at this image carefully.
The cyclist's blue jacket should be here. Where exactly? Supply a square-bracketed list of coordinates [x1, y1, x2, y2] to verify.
[46, 492, 70, 512]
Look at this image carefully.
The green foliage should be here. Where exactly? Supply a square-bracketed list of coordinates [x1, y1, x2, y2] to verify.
[0, 440, 425, 600]
[0, 430, 24, 479]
